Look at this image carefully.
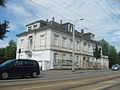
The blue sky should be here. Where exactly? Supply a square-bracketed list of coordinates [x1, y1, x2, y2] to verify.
[0, 0, 120, 51]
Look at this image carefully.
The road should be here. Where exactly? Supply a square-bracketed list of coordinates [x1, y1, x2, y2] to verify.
[0, 70, 120, 90]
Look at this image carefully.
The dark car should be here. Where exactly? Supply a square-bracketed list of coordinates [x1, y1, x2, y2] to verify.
[111, 64, 120, 71]
[0, 59, 40, 79]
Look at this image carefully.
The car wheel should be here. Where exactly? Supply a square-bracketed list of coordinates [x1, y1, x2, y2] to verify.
[32, 71, 38, 78]
[1, 72, 9, 80]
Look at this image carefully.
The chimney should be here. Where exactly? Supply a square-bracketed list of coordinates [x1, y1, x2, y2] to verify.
[81, 29, 84, 34]
[60, 20, 62, 24]
[52, 17, 55, 22]
[46, 19, 49, 23]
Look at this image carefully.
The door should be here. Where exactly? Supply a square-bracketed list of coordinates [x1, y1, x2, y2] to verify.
[22, 60, 34, 75]
[9, 60, 23, 77]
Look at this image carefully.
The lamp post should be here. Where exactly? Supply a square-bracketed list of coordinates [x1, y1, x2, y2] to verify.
[72, 18, 84, 72]
[72, 24, 75, 72]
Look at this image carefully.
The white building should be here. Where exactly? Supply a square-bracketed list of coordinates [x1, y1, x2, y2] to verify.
[16, 18, 109, 70]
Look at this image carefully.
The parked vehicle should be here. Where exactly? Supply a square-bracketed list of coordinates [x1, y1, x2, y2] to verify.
[111, 64, 120, 71]
[0, 59, 40, 79]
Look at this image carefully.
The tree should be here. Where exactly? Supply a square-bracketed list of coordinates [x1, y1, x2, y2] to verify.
[93, 44, 101, 68]
[0, 0, 6, 7]
[93, 44, 101, 59]
[99, 39, 119, 68]
[118, 52, 120, 64]
[0, 48, 6, 63]
[0, 20, 9, 39]
[0, 0, 9, 40]
[98, 39, 109, 56]
[5, 40, 16, 60]
[0, 40, 16, 64]
[108, 45, 118, 68]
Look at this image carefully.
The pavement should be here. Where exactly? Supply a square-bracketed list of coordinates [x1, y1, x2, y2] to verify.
[40, 69, 110, 75]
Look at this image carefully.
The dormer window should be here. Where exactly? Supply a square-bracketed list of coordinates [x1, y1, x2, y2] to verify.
[28, 26, 32, 31]
[33, 24, 37, 29]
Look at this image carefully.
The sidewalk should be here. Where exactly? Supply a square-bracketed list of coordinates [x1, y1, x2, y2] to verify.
[41, 69, 109, 75]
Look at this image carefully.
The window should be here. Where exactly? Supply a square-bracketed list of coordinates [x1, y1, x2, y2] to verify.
[15, 61, 23, 66]
[54, 53, 58, 64]
[23, 61, 34, 66]
[40, 34, 45, 46]
[76, 56, 79, 64]
[62, 37, 67, 48]
[88, 44, 91, 52]
[20, 39, 24, 51]
[33, 24, 37, 29]
[70, 55, 72, 60]
[83, 42, 86, 51]
[66, 60, 72, 66]
[54, 34, 59, 46]
[28, 26, 32, 31]
[70, 39, 73, 49]
[76, 56, 79, 61]
[29, 36, 33, 49]
[62, 54, 66, 65]
[76, 41, 80, 50]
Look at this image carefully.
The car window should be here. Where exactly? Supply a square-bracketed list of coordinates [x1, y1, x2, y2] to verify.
[23, 61, 34, 66]
[1, 60, 14, 66]
[15, 61, 23, 66]
[33, 61, 38, 66]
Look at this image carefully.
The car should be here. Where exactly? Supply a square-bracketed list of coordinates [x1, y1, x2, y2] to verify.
[111, 64, 120, 71]
[0, 59, 40, 79]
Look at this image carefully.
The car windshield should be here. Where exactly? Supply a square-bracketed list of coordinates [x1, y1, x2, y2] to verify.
[0, 60, 14, 66]
[112, 65, 119, 67]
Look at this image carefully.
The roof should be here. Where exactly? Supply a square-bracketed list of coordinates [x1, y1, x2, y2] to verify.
[16, 20, 99, 45]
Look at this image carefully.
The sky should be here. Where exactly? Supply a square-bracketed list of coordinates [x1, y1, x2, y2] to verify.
[0, 0, 120, 51]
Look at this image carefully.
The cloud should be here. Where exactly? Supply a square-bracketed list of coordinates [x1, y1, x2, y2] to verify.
[7, 3, 32, 17]
[1, 0, 120, 51]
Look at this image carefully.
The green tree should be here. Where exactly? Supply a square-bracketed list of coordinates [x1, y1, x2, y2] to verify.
[5, 40, 16, 60]
[0, 20, 9, 39]
[108, 45, 118, 68]
[99, 39, 119, 68]
[0, 0, 6, 7]
[0, 48, 6, 63]
[93, 44, 101, 59]
[93, 44, 101, 68]
[118, 52, 120, 64]
[0, 0, 9, 40]
[98, 39, 109, 56]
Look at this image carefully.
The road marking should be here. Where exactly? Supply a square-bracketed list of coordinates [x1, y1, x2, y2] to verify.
[21, 82, 73, 90]
[90, 84, 113, 90]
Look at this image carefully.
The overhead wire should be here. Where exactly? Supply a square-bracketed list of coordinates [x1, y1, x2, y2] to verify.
[104, 0, 120, 18]
[28, 0, 120, 38]
[28, 0, 84, 30]
[52, 0, 105, 29]
[95, 0, 120, 26]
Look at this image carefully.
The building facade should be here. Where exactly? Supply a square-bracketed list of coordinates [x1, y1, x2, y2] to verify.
[16, 18, 109, 70]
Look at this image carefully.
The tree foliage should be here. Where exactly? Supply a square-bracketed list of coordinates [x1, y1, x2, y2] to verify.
[108, 45, 118, 68]
[0, 0, 9, 40]
[0, 0, 6, 7]
[98, 39, 109, 56]
[0, 40, 16, 64]
[0, 20, 9, 39]
[93, 44, 101, 59]
[99, 39, 120, 68]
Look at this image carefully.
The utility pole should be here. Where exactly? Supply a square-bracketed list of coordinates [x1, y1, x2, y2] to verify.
[18, 49, 21, 59]
[72, 24, 75, 72]
[72, 18, 84, 72]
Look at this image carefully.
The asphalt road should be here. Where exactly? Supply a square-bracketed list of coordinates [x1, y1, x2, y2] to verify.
[0, 70, 120, 90]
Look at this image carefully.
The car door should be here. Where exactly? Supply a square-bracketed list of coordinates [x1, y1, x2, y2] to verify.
[8, 60, 23, 77]
[22, 60, 34, 76]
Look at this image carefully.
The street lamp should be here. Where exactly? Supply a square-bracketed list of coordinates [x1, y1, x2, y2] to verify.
[72, 18, 84, 72]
